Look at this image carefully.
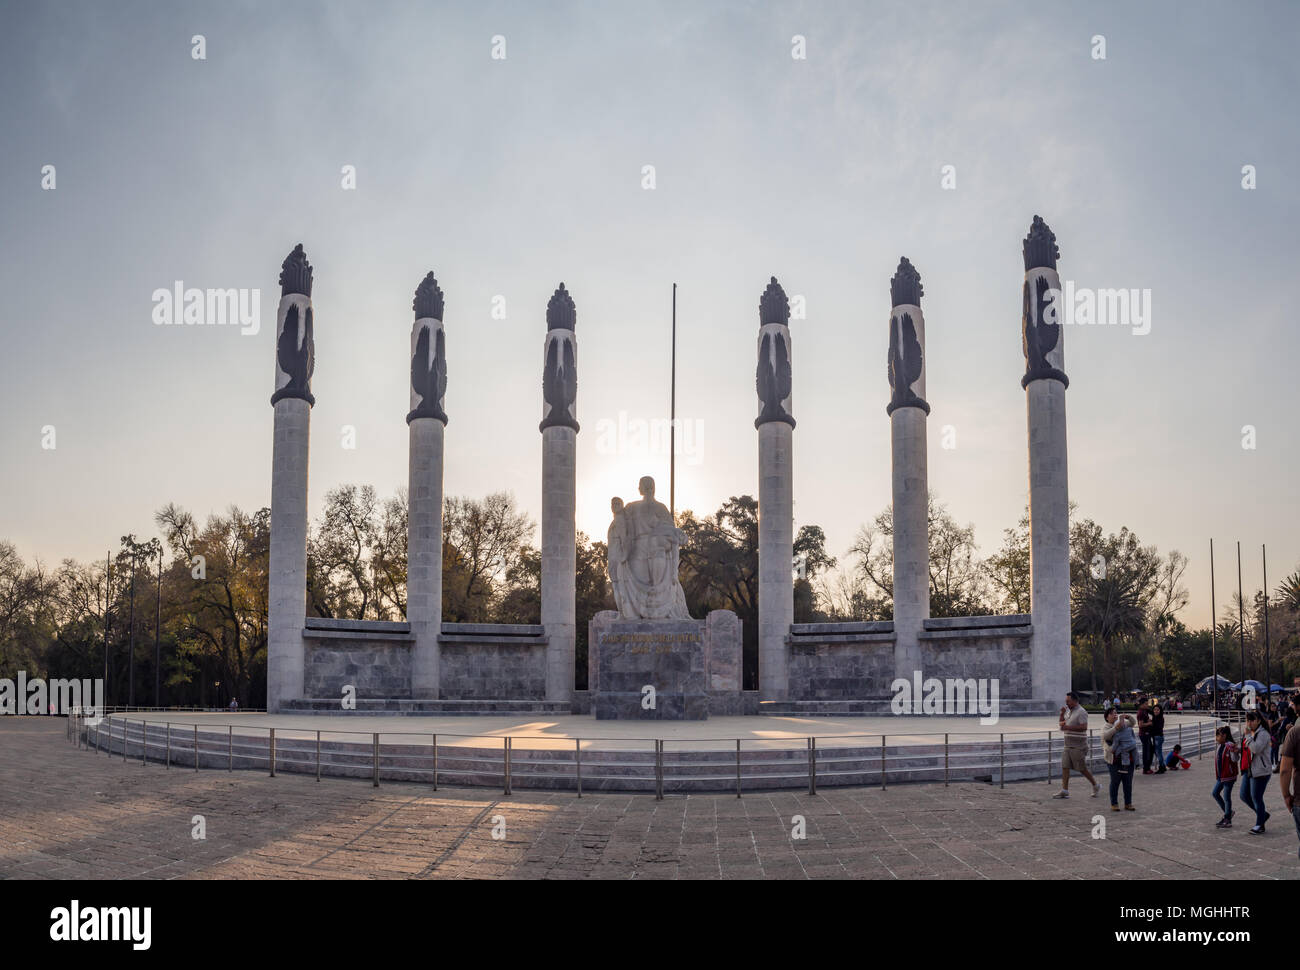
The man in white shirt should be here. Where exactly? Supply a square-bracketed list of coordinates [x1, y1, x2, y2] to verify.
[1053, 691, 1100, 798]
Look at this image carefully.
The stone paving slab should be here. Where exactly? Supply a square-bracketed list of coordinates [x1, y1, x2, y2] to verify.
[2, 718, 1296, 880]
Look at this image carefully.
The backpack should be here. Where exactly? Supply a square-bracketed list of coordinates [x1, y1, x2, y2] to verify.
[1239, 738, 1252, 774]
[1219, 743, 1239, 780]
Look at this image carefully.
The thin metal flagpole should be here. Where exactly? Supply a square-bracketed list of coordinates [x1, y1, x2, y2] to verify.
[104, 552, 111, 704]
[1262, 544, 1270, 696]
[1237, 541, 1246, 691]
[670, 282, 677, 521]
[154, 547, 162, 707]
[1210, 539, 1218, 712]
[127, 547, 136, 707]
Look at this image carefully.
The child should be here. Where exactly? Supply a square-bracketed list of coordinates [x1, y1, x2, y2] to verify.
[1212, 726, 1238, 828]
[1164, 744, 1191, 770]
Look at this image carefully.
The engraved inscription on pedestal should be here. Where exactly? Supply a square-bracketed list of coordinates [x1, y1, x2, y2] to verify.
[591, 619, 707, 720]
[589, 610, 742, 720]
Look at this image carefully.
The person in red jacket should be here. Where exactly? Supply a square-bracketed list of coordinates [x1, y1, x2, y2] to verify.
[1212, 726, 1238, 828]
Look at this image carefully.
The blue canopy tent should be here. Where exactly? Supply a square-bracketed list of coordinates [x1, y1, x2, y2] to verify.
[1195, 675, 1233, 694]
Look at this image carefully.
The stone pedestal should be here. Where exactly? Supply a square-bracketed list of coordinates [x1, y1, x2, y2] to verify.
[589, 610, 741, 719]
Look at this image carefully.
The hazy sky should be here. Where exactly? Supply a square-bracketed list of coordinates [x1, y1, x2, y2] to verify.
[2, 0, 1297, 628]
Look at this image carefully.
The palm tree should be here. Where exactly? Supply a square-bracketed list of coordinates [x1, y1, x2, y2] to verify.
[1072, 571, 1148, 693]
[1275, 570, 1300, 613]
[1214, 621, 1242, 680]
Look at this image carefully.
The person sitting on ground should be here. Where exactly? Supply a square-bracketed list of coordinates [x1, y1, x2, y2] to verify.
[1163, 744, 1191, 770]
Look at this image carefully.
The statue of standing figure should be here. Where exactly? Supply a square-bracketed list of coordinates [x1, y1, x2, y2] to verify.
[606, 476, 691, 620]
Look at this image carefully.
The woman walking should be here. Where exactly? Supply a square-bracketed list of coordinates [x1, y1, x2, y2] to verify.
[1212, 725, 1238, 828]
[1240, 710, 1273, 834]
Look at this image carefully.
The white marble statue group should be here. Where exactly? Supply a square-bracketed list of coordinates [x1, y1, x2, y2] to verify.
[606, 476, 691, 620]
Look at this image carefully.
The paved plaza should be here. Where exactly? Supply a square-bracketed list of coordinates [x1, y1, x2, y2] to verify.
[2, 717, 1296, 880]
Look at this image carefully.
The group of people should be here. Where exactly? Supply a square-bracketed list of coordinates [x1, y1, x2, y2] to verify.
[1054, 691, 1300, 856]
[1101, 693, 1185, 714]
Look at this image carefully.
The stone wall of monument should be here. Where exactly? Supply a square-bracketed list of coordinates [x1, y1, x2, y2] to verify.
[303, 618, 414, 699]
[301, 619, 551, 702]
[437, 624, 548, 700]
[917, 616, 1034, 698]
[784, 617, 1036, 702]
[787, 623, 897, 700]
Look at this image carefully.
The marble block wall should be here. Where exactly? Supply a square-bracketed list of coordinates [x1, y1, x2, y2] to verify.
[918, 620, 1034, 698]
[787, 623, 897, 700]
[304, 634, 414, 699]
[438, 638, 548, 700]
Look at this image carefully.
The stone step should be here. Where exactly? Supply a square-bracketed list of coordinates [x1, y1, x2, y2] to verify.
[82, 716, 1219, 793]
[280, 698, 570, 716]
[757, 699, 1060, 716]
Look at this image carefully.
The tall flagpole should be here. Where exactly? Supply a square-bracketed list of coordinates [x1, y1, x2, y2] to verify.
[155, 546, 162, 708]
[1262, 544, 1270, 695]
[670, 282, 677, 521]
[104, 551, 111, 705]
[1210, 539, 1218, 711]
[1237, 540, 1246, 693]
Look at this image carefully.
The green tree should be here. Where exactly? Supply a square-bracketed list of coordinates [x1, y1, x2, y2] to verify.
[677, 495, 830, 689]
[838, 493, 993, 619]
[0, 541, 52, 679]
[156, 504, 269, 708]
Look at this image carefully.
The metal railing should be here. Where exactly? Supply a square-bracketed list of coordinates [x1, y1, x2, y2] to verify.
[68, 710, 1226, 799]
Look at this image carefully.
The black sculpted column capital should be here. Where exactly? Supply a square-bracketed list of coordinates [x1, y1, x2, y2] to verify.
[408, 271, 448, 425]
[540, 283, 579, 432]
[886, 257, 929, 416]
[271, 243, 316, 406]
[755, 276, 795, 429]
[1021, 215, 1069, 389]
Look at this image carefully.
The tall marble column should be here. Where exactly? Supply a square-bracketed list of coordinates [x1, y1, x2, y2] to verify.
[407, 272, 448, 699]
[267, 244, 315, 713]
[1021, 216, 1071, 704]
[886, 258, 930, 683]
[539, 284, 578, 704]
[755, 277, 795, 701]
